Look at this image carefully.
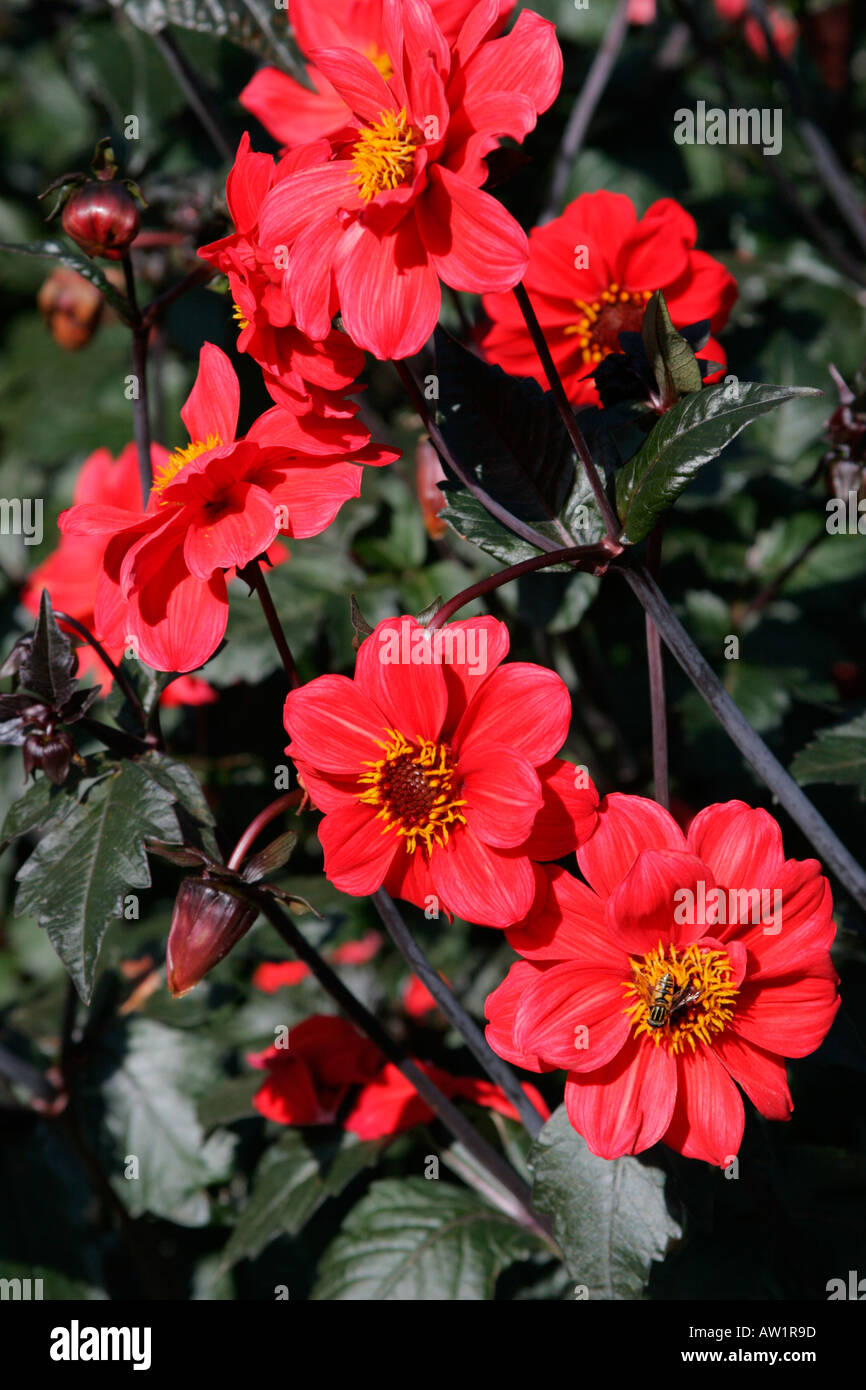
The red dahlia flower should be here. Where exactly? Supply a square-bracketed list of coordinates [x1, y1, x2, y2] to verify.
[486, 795, 839, 1165]
[23, 443, 213, 707]
[481, 191, 738, 406]
[59, 344, 396, 673]
[248, 1012, 548, 1136]
[240, 0, 514, 150]
[283, 615, 599, 927]
[256, 0, 563, 360]
[197, 134, 366, 412]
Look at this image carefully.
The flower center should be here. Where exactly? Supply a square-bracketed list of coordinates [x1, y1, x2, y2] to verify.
[357, 729, 466, 855]
[365, 46, 394, 80]
[151, 435, 222, 497]
[623, 941, 738, 1055]
[351, 108, 418, 203]
[564, 283, 654, 366]
[232, 302, 250, 331]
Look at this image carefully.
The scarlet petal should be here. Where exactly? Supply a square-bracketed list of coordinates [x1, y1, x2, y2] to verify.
[430, 828, 539, 927]
[438, 616, 510, 734]
[241, 67, 349, 148]
[259, 161, 356, 251]
[417, 167, 528, 293]
[353, 616, 448, 741]
[319, 801, 398, 896]
[268, 462, 363, 538]
[383, 841, 439, 915]
[309, 45, 395, 123]
[577, 792, 686, 899]
[514, 961, 630, 1073]
[731, 975, 840, 1059]
[506, 865, 627, 972]
[458, 9, 563, 131]
[252, 1057, 321, 1125]
[686, 801, 785, 893]
[181, 343, 240, 446]
[484, 959, 555, 1073]
[604, 849, 717, 954]
[564, 1035, 677, 1159]
[455, 662, 571, 766]
[334, 217, 442, 361]
[735, 858, 835, 980]
[661, 1047, 745, 1166]
[714, 1032, 793, 1122]
[129, 560, 228, 673]
[460, 742, 543, 849]
[284, 674, 388, 773]
[183, 483, 278, 579]
[520, 757, 600, 861]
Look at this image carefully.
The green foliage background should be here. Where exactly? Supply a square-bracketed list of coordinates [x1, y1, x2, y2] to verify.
[0, 0, 865, 1301]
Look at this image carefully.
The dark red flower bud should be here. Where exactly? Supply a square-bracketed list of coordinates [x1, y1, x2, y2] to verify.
[166, 878, 257, 997]
[61, 181, 141, 261]
[22, 728, 75, 784]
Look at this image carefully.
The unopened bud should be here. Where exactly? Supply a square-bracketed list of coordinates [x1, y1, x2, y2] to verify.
[62, 181, 141, 260]
[37, 267, 103, 350]
[22, 728, 75, 785]
[166, 878, 257, 997]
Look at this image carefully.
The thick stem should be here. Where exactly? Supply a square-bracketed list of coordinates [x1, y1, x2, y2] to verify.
[541, 0, 632, 223]
[228, 792, 300, 872]
[122, 256, 153, 503]
[644, 525, 669, 808]
[622, 560, 866, 905]
[249, 889, 552, 1237]
[372, 888, 546, 1138]
[512, 283, 622, 540]
[427, 542, 618, 630]
[241, 559, 301, 690]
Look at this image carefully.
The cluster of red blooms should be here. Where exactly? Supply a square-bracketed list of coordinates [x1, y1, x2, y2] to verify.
[30, 0, 839, 1168]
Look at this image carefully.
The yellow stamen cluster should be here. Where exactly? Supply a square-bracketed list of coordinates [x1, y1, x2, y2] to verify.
[232, 302, 250, 331]
[623, 940, 738, 1055]
[351, 108, 418, 203]
[365, 46, 394, 80]
[151, 435, 223, 497]
[564, 283, 654, 365]
[358, 729, 466, 855]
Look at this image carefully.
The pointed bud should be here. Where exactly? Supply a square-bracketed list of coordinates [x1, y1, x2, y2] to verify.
[166, 878, 257, 997]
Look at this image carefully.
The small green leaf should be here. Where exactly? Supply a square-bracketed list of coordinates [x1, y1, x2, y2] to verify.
[615, 382, 822, 544]
[312, 1177, 543, 1300]
[529, 1106, 681, 1299]
[641, 290, 703, 401]
[790, 713, 866, 793]
[241, 830, 297, 882]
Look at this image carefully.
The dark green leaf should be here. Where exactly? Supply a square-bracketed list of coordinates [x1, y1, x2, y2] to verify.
[790, 713, 866, 793]
[0, 239, 133, 323]
[71, 1017, 234, 1225]
[241, 830, 297, 883]
[113, 0, 303, 71]
[529, 1107, 680, 1299]
[641, 290, 703, 400]
[20, 591, 77, 710]
[435, 327, 579, 546]
[615, 382, 822, 544]
[223, 1129, 382, 1267]
[14, 760, 183, 1000]
[312, 1177, 543, 1300]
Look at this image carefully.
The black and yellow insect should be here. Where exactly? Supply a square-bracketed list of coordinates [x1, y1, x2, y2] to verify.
[647, 973, 702, 1029]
